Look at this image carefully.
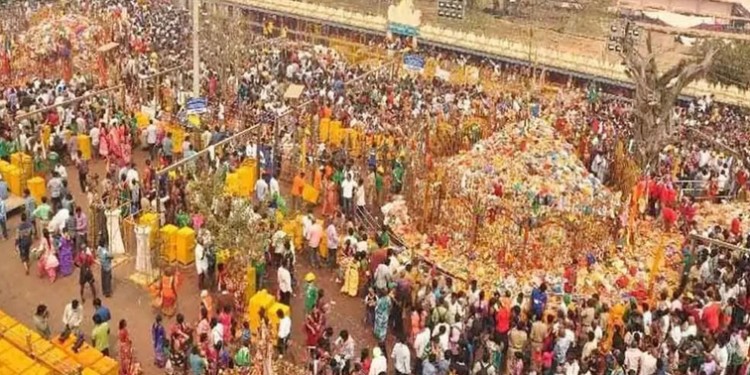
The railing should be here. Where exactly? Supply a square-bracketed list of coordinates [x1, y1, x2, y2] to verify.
[673, 179, 738, 201]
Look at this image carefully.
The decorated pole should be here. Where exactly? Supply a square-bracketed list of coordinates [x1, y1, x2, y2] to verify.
[191, 0, 200, 97]
[0, 33, 11, 81]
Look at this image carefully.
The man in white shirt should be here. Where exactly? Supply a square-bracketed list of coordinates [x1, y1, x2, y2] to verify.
[326, 219, 339, 268]
[391, 335, 411, 375]
[712, 342, 729, 375]
[414, 326, 432, 364]
[334, 330, 356, 370]
[255, 177, 269, 202]
[272, 227, 289, 265]
[433, 323, 450, 352]
[277, 309, 291, 357]
[639, 348, 658, 375]
[624, 342, 643, 372]
[211, 319, 224, 346]
[581, 332, 599, 361]
[368, 347, 387, 375]
[682, 316, 698, 340]
[302, 212, 314, 240]
[269, 174, 280, 198]
[341, 173, 356, 216]
[277, 262, 292, 305]
[146, 120, 158, 160]
[126, 164, 139, 186]
[356, 234, 369, 255]
[355, 178, 366, 216]
[195, 240, 209, 290]
[669, 315, 682, 345]
[374, 258, 392, 291]
[62, 299, 83, 333]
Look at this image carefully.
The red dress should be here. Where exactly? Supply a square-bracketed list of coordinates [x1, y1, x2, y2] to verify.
[118, 328, 136, 375]
[304, 311, 323, 346]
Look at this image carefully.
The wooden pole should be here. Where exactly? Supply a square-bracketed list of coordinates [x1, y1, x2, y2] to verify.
[15, 84, 125, 121]
[156, 123, 262, 175]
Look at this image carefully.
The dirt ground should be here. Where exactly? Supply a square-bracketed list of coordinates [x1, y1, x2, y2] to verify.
[0, 149, 374, 373]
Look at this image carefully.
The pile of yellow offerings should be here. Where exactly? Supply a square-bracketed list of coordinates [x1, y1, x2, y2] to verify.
[0, 309, 118, 374]
[387, 120, 688, 302]
[246, 290, 290, 338]
[693, 201, 750, 233]
[0, 153, 37, 198]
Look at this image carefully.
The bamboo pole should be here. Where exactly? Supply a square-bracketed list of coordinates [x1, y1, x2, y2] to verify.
[156, 123, 262, 175]
[15, 84, 125, 121]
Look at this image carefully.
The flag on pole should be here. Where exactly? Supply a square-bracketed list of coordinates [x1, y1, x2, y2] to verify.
[3, 34, 10, 57]
[0, 34, 11, 78]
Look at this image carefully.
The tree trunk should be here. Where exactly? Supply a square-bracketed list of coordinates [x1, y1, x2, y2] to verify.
[623, 31, 718, 169]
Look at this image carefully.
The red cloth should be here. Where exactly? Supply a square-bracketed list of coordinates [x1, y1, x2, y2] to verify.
[731, 218, 742, 236]
[218, 311, 232, 342]
[649, 181, 662, 199]
[702, 303, 721, 333]
[47, 111, 59, 126]
[495, 306, 511, 334]
[616, 276, 629, 289]
[737, 170, 748, 188]
[369, 248, 388, 276]
[97, 54, 108, 85]
[662, 207, 678, 227]
[563, 265, 576, 293]
[493, 182, 504, 197]
[681, 203, 697, 223]
[660, 186, 676, 206]
[0, 54, 9, 77]
[76, 251, 94, 267]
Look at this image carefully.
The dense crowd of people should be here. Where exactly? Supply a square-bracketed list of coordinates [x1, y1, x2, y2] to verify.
[3, 0, 750, 375]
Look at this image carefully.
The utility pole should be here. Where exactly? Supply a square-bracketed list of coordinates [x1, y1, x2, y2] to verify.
[192, 0, 200, 97]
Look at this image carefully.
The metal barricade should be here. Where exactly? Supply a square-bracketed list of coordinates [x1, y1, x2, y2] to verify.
[674, 179, 737, 201]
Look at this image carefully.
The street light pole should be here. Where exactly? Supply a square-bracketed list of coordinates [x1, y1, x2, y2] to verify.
[192, 0, 200, 97]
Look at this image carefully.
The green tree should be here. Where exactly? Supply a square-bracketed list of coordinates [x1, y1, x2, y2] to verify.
[701, 40, 750, 91]
[187, 171, 270, 266]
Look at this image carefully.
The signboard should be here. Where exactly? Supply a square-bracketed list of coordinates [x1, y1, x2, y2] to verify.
[185, 97, 208, 115]
[387, 0, 422, 36]
[388, 22, 419, 36]
[283, 84, 304, 99]
[403, 54, 425, 72]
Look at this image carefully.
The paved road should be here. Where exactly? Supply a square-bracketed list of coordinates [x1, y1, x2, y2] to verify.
[0, 149, 374, 373]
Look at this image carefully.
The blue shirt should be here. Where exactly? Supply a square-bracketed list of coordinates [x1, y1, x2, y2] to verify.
[423, 360, 438, 375]
[24, 196, 35, 219]
[97, 246, 113, 272]
[189, 353, 206, 374]
[531, 288, 547, 316]
[162, 138, 173, 156]
[95, 306, 111, 322]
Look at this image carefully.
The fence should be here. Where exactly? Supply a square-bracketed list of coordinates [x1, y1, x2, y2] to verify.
[674, 179, 738, 201]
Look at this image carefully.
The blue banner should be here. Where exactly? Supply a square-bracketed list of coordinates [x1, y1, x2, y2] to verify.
[403, 54, 425, 71]
[388, 23, 419, 36]
[185, 97, 208, 115]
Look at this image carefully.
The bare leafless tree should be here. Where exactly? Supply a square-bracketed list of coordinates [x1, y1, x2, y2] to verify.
[622, 32, 718, 168]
